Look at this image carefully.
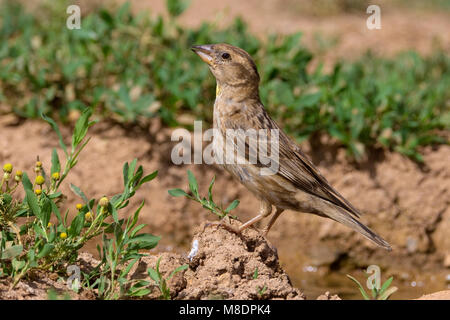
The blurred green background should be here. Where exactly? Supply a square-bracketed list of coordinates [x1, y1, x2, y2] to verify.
[0, 0, 449, 162]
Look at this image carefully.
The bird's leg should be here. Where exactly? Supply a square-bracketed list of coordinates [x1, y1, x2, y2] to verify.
[238, 200, 272, 232]
[262, 207, 284, 236]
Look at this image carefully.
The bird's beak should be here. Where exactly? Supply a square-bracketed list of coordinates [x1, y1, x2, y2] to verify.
[191, 45, 214, 65]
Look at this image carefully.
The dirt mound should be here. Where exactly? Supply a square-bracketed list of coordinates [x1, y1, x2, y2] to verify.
[416, 290, 450, 300]
[129, 221, 305, 300]
[0, 253, 98, 300]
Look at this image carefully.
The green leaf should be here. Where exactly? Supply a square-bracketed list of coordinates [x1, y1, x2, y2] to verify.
[22, 172, 33, 191]
[119, 258, 140, 278]
[253, 267, 259, 279]
[37, 243, 55, 259]
[51, 148, 61, 174]
[147, 267, 160, 283]
[128, 159, 138, 182]
[128, 234, 160, 250]
[41, 197, 52, 227]
[187, 170, 198, 197]
[122, 162, 129, 187]
[69, 212, 85, 237]
[70, 184, 90, 208]
[225, 199, 240, 213]
[129, 201, 145, 231]
[138, 170, 158, 187]
[49, 199, 63, 224]
[12, 259, 25, 271]
[41, 112, 68, 157]
[129, 288, 151, 297]
[0, 245, 23, 260]
[166, 0, 189, 17]
[379, 276, 394, 295]
[25, 189, 41, 218]
[72, 108, 94, 148]
[347, 275, 370, 300]
[168, 188, 188, 197]
[207, 176, 215, 202]
[110, 203, 119, 223]
[167, 264, 188, 281]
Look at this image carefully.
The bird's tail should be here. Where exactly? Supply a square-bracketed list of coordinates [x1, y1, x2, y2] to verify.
[322, 203, 392, 251]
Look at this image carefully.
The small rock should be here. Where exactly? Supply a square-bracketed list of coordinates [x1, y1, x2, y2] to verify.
[317, 291, 341, 300]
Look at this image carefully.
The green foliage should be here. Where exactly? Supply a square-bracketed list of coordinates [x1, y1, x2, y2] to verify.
[0, 0, 448, 161]
[347, 274, 398, 300]
[169, 170, 239, 219]
[145, 257, 188, 300]
[0, 108, 160, 299]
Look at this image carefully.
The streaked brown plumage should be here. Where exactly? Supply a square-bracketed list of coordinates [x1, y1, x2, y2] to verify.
[192, 43, 391, 251]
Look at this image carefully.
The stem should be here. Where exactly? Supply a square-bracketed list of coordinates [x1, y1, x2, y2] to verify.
[8, 222, 22, 245]
[11, 260, 31, 289]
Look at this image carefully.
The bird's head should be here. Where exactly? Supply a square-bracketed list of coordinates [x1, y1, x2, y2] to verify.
[191, 43, 260, 91]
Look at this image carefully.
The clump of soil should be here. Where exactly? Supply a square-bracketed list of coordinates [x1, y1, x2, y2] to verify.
[1, 117, 449, 298]
[0, 221, 306, 300]
[0, 253, 98, 300]
[128, 221, 305, 300]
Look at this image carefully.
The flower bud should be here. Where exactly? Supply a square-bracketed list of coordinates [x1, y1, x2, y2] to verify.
[76, 203, 83, 210]
[85, 211, 93, 220]
[60, 232, 67, 239]
[99, 197, 109, 207]
[14, 170, 23, 182]
[51, 172, 60, 181]
[35, 175, 45, 186]
[35, 189, 42, 195]
[3, 163, 13, 173]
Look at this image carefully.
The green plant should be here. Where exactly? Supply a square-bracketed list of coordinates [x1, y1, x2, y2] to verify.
[257, 285, 267, 297]
[0, 108, 160, 299]
[168, 170, 239, 220]
[82, 185, 160, 299]
[0, 108, 97, 287]
[1, 0, 448, 162]
[347, 274, 398, 300]
[132, 256, 188, 300]
[253, 267, 259, 279]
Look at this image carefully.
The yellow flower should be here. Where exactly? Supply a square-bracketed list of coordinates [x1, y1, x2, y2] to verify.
[47, 222, 53, 227]
[60, 232, 67, 239]
[99, 197, 109, 207]
[14, 170, 23, 182]
[35, 175, 45, 186]
[35, 161, 42, 168]
[85, 211, 93, 220]
[76, 203, 83, 210]
[51, 172, 60, 180]
[3, 163, 13, 173]
[35, 189, 42, 195]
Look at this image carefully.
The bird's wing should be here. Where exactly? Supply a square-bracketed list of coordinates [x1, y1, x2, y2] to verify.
[222, 100, 361, 218]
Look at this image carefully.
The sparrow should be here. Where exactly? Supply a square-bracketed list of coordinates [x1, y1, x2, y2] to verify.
[191, 43, 391, 251]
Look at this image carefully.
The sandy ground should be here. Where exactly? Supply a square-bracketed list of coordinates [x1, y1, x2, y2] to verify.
[0, 115, 449, 299]
[4, 0, 450, 299]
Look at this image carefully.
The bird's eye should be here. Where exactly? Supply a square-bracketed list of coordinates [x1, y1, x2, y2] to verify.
[221, 52, 231, 60]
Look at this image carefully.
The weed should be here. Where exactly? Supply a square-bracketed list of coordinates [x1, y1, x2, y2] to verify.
[0, 107, 160, 300]
[131, 256, 189, 300]
[347, 274, 398, 300]
[168, 170, 239, 220]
